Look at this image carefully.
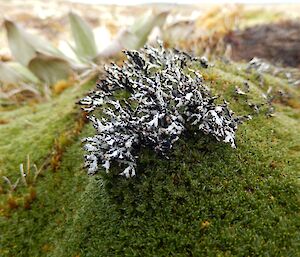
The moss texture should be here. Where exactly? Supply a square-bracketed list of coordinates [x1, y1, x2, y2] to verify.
[0, 61, 299, 257]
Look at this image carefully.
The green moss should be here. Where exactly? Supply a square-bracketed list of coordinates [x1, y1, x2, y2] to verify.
[0, 82, 93, 179]
[0, 128, 90, 256]
[51, 113, 299, 257]
[0, 63, 299, 257]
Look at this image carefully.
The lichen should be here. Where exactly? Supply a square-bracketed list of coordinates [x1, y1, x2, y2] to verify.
[79, 43, 247, 177]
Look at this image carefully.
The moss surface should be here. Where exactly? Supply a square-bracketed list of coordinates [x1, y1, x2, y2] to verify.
[0, 62, 299, 256]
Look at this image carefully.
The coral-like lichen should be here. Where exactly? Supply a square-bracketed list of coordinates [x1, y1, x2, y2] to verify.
[79, 43, 244, 177]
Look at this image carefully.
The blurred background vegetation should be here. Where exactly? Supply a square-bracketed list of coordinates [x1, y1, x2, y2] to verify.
[1, 0, 300, 106]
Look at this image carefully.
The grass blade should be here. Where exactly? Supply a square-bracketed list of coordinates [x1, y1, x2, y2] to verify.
[0, 61, 22, 84]
[28, 53, 72, 86]
[4, 19, 64, 66]
[97, 10, 168, 59]
[69, 12, 98, 61]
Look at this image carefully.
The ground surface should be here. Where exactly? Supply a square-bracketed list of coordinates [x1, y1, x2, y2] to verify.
[0, 59, 299, 256]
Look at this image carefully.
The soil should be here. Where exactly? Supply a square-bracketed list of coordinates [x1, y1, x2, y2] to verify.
[225, 20, 300, 68]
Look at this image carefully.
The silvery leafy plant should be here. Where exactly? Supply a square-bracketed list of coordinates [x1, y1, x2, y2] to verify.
[79, 43, 243, 178]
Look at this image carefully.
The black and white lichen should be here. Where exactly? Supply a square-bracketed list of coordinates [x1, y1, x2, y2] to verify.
[79, 43, 243, 178]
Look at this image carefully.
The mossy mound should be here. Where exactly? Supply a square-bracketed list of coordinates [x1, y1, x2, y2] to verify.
[0, 60, 299, 256]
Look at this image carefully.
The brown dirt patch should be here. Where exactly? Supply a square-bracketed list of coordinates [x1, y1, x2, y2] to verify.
[225, 21, 300, 68]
